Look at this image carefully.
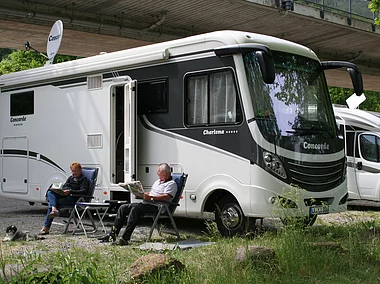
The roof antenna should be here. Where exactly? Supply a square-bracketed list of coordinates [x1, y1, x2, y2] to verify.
[24, 41, 49, 60]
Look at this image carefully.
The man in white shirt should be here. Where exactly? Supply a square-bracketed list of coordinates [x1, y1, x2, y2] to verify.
[99, 163, 177, 246]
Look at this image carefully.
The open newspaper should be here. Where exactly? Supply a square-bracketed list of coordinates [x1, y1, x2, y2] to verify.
[119, 181, 144, 198]
[49, 182, 65, 196]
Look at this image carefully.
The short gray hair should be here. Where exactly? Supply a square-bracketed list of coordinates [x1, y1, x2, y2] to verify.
[158, 163, 171, 175]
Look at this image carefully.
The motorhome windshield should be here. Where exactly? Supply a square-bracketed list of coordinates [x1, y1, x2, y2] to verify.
[244, 51, 337, 141]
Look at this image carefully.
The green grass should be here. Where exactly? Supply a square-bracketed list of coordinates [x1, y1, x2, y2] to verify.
[2, 211, 380, 283]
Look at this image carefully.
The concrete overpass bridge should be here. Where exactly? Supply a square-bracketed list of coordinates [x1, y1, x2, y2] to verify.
[0, 0, 379, 92]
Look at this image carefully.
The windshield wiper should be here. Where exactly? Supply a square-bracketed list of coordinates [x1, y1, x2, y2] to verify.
[288, 124, 334, 138]
[286, 128, 317, 136]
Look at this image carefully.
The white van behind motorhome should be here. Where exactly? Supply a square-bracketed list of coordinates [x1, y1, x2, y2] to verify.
[334, 105, 380, 202]
[0, 30, 364, 234]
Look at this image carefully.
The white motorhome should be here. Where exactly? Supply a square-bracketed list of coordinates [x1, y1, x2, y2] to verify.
[0, 30, 363, 235]
[334, 105, 380, 202]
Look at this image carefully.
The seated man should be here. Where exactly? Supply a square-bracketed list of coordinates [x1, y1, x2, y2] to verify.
[98, 162, 177, 246]
[38, 161, 89, 235]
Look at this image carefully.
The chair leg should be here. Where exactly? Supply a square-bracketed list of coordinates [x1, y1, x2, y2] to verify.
[63, 208, 76, 234]
[156, 222, 162, 237]
[75, 206, 89, 237]
[86, 209, 97, 232]
[167, 211, 180, 240]
[147, 207, 165, 241]
[96, 207, 109, 234]
[74, 206, 98, 236]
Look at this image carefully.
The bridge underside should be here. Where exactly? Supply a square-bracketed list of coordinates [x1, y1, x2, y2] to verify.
[0, 0, 379, 92]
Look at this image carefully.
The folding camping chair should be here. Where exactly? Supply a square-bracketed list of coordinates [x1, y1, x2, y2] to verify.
[62, 167, 109, 236]
[142, 173, 188, 241]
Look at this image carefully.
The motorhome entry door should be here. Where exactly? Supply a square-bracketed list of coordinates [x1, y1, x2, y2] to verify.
[123, 80, 137, 182]
[1, 136, 28, 193]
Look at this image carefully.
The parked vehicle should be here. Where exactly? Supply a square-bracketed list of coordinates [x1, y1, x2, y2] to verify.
[0, 30, 363, 234]
[334, 105, 380, 202]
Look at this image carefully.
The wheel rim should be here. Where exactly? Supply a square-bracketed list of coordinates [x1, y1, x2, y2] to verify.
[221, 203, 243, 230]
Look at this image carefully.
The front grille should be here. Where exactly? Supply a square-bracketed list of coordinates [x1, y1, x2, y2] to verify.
[285, 157, 345, 192]
[304, 198, 332, 206]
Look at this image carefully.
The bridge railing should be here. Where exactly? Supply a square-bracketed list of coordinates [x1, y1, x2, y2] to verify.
[295, 0, 378, 27]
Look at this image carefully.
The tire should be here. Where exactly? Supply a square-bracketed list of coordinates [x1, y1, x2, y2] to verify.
[215, 195, 247, 237]
[281, 214, 317, 228]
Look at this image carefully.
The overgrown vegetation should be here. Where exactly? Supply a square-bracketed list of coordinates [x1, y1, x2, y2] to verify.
[2, 211, 380, 283]
[369, 0, 380, 25]
[0, 49, 79, 75]
[329, 86, 380, 112]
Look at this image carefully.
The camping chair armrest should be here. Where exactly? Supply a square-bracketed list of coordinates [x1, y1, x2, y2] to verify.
[69, 193, 93, 201]
[145, 200, 168, 206]
[69, 193, 84, 198]
[104, 200, 129, 205]
[145, 200, 179, 207]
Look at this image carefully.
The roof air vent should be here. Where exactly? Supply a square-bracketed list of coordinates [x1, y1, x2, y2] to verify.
[87, 75, 103, 90]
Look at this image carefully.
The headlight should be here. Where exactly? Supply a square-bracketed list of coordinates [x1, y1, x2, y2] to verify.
[263, 151, 287, 179]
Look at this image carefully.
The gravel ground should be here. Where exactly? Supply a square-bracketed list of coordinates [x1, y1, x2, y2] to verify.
[0, 197, 207, 236]
[1, 196, 380, 255]
[0, 197, 208, 254]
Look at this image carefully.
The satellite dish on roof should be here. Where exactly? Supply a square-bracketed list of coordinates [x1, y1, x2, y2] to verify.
[46, 20, 63, 64]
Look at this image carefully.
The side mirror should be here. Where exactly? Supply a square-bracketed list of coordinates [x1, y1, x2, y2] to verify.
[321, 61, 364, 96]
[347, 67, 364, 96]
[214, 43, 275, 84]
[256, 51, 275, 84]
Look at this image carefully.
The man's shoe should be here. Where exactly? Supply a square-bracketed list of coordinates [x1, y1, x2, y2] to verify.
[111, 238, 128, 246]
[97, 233, 116, 243]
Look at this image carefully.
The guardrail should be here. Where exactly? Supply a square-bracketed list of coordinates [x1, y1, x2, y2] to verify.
[280, 0, 378, 30]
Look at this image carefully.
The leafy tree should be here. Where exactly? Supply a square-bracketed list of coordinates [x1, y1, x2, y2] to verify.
[369, 0, 380, 25]
[0, 49, 79, 75]
[329, 86, 380, 112]
[0, 50, 45, 74]
[329, 87, 353, 106]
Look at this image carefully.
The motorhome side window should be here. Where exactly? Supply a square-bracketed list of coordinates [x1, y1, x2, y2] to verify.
[137, 78, 168, 114]
[185, 70, 242, 126]
[10, 91, 34, 116]
[359, 134, 380, 162]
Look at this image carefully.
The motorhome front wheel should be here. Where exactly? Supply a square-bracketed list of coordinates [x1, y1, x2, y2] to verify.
[216, 195, 246, 237]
